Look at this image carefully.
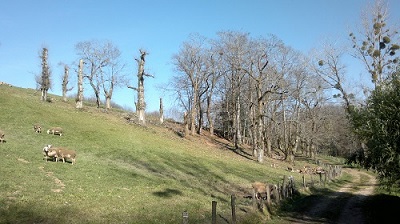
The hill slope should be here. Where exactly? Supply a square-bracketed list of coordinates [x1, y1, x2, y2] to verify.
[1, 85, 309, 223]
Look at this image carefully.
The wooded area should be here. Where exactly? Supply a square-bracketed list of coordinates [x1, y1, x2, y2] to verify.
[169, 0, 400, 174]
[171, 32, 353, 163]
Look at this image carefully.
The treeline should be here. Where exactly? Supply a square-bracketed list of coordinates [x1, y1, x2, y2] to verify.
[170, 31, 353, 163]
[169, 0, 400, 168]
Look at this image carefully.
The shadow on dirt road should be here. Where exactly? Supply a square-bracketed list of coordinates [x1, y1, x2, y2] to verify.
[277, 168, 379, 224]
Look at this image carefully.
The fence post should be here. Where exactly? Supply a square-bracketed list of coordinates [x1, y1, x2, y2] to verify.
[310, 173, 314, 186]
[302, 175, 306, 188]
[282, 176, 287, 199]
[231, 194, 236, 224]
[288, 177, 294, 198]
[319, 172, 322, 186]
[266, 184, 271, 205]
[212, 200, 217, 224]
[252, 188, 257, 209]
[182, 211, 188, 224]
[276, 183, 281, 202]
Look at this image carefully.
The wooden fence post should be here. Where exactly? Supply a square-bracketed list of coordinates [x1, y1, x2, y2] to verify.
[282, 176, 287, 199]
[276, 183, 281, 202]
[212, 200, 217, 224]
[231, 194, 236, 224]
[302, 175, 306, 188]
[182, 211, 188, 224]
[319, 172, 322, 186]
[288, 177, 294, 198]
[266, 184, 271, 205]
[252, 188, 257, 209]
[310, 173, 314, 186]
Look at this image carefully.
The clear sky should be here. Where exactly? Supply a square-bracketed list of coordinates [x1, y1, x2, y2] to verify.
[1, 0, 399, 113]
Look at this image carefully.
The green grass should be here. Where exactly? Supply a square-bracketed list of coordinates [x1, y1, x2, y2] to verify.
[3, 86, 399, 223]
[0, 85, 297, 223]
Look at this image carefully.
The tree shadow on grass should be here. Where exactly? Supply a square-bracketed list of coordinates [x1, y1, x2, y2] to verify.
[213, 138, 255, 161]
[0, 201, 80, 224]
[153, 188, 183, 198]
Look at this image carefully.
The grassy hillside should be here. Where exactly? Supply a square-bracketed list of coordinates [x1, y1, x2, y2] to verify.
[0, 85, 330, 223]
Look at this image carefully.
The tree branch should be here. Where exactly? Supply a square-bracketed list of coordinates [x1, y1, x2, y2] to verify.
[128, 86, 138, 91]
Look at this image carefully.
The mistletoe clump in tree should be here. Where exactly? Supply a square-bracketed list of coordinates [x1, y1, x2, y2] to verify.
[349, 0, 399, 87]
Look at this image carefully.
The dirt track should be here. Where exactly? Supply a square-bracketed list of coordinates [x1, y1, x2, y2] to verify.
[286, 168, 377, 224]
[336, 169, 376, 224]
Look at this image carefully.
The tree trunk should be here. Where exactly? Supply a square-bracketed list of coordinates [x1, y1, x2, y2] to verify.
[265, 135, 272, 157]
[76, 59, 84, 109]
[105, 96, 111, 109]
[104, 80, 114, 110]
[40, 48, 50, 102]
[190, 82, 198, 135]
[87, 78, 101, 108]
[256, 87, 265, 163]
[159, 98, 164, 124]
[136, 50, 147, 125]
[41, 90, 47, 102]
[249, 93, 257, 157]
[197, 99, 203, 135]
[62, 65, 69, 102]
[257, 145, 264, 163]
[206, 91, 214, 136]
[184, 111, 189, 137]
[234, 94, 242, 149]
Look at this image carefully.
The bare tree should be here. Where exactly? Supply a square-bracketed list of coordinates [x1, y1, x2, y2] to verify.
[129, 49, 152, 124]
[60, 64, 73, 102]
[75, 40, 124, 109]
[204, 50, 223, 136]
[312, 42, 355, 115]
[172, 34, 207, 135]
[216, 31, 251, 148]
[36, 47, 51, 101]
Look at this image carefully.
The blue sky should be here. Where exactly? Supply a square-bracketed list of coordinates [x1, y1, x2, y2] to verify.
[1, 0, 399, 113]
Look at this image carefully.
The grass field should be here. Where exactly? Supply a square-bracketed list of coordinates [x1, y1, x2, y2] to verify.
[1, 85, 309, 223]
[4, 85, 398, 223]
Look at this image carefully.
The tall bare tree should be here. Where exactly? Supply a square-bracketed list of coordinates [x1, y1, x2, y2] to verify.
[36, 47, 51, 101]
[204, 50, 223, 136]
[172, 34, 207, 135]
[60, 64, 73, 102]
[129, 50, 151, 124]
[216, 31, 252, 148]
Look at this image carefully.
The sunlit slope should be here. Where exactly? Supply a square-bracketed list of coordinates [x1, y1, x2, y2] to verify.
[0, 85, 292, 223]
